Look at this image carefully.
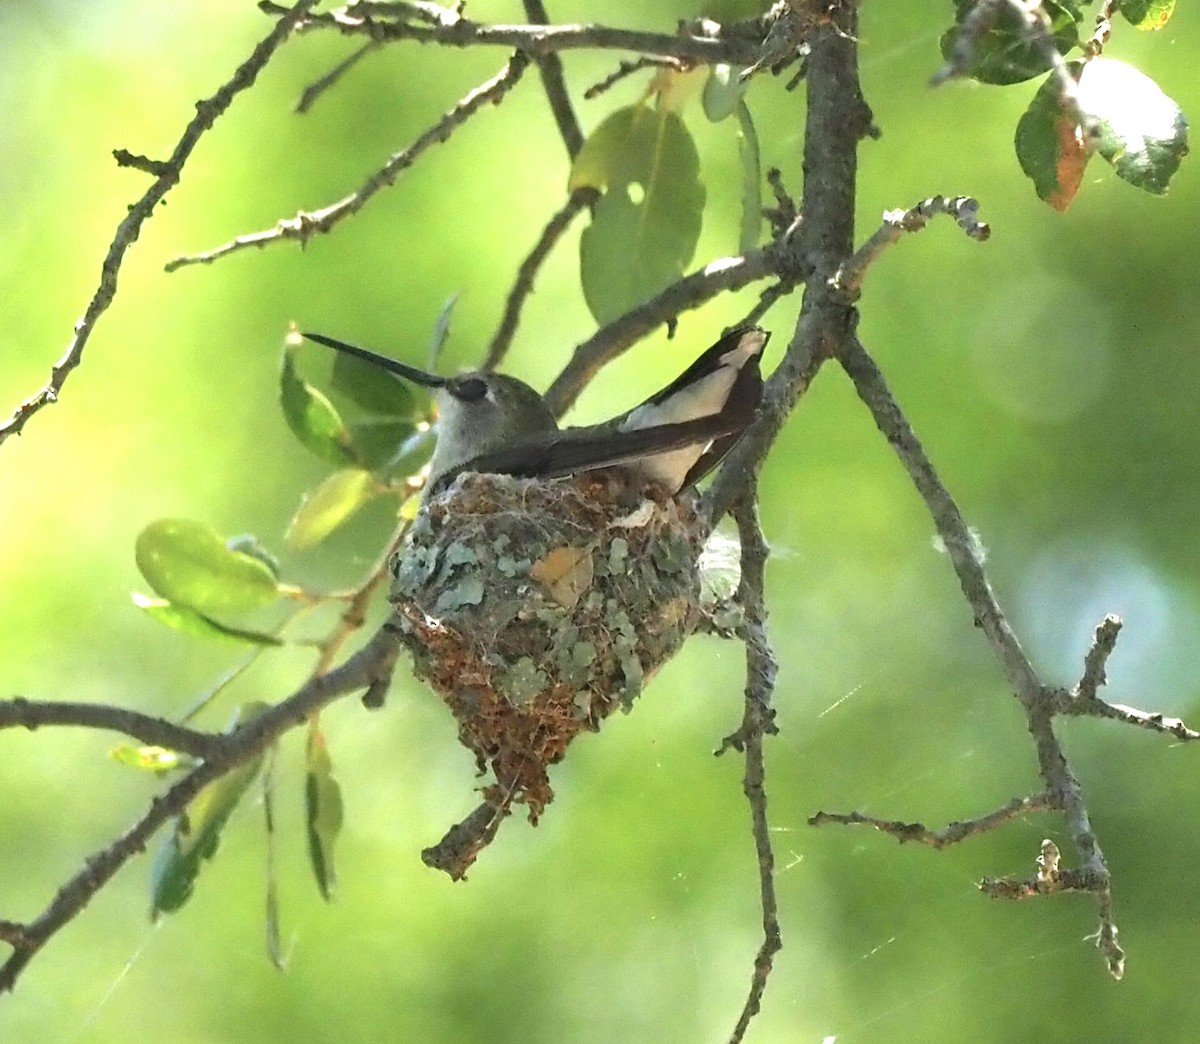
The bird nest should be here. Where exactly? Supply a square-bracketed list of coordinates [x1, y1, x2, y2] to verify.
[388, 471, 711, 875]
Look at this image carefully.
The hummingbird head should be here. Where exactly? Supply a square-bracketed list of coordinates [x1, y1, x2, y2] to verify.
[301, 332, 557, 488]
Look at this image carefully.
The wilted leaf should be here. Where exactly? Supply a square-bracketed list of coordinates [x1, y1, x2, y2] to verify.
[1078, 57, 1188, 194]
[570, 105, 705, 324]
[280, 343, 356, 467]
[941, 0, 1082, 86]
[285, 469, 379, 550]
[151, 704, 270, 916]
[1015, 68, 1091, 210]
[305, 721, 343, 901]
[531, 545, 595, 609]
[135, 520, 281, 616]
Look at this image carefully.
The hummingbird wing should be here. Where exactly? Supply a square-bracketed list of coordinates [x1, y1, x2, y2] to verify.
[616, 325, 769, 490]
[437, 410, 754, 490]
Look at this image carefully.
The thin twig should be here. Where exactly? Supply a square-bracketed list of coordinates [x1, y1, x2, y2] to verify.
[832, 195, 990, 298]
[483, 187, 596, 372]
[258, 2, 767, 66]
[522, 0, 585, 159]
[721, 489, 781, 1044]
[0, 622, 402, 995]
[0, 0, 317, 448]
[164, 52, 530, 272]
[583, 55, 682, 100]
[0, 698, 225, 759]
[810, 794, 1054, 848]
[296, 40, 382, 112]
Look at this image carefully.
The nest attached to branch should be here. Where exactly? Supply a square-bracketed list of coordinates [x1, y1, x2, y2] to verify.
[388, 471, 713, 877]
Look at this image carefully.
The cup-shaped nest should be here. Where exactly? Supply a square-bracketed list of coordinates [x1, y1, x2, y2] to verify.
[390, 471, 710, 824]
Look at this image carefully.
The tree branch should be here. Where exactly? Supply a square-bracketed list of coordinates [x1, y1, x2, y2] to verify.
[0, 622, 401, 995]
[521, 0, 585, 159]
[164, 51, 530, 272]
[720, 489, 781, 1044]
[0, 699, 225, 759]
[258, 1, 768, 66]
[0, 0, 317, 449]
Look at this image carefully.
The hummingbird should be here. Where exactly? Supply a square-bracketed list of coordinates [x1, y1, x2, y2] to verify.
[301, 326, 769, 497]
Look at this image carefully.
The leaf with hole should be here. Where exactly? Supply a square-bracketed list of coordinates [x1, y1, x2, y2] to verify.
[569, 105, 705, 324]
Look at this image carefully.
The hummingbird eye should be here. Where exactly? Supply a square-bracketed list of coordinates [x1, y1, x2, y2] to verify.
[450, 376, 489, 402]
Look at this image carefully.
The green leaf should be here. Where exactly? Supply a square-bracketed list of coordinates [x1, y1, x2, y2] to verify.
[280, 343, 356, 466]
[225, 534, 281, 579]
[347, 418, 419, 471]
[1078, 57, 1188, 195]
[135, 520, 281, 616]
[1118, 0, 1175, 30]
[702, 64, 749, 123]
[735, 101, 762, 253]
[941, 0, 1082, 85]
[329, 351, 415, 418]
[569, 105, 705, 324]
[427, 292, 461, 372]
[133, 593, 284, 645]
[389, 425, 438, 482]
[305, 721, 343, 901]
[151, 704, 270, 917]
[285, 468, 379, 550]
[1015, 67, 1090, 210]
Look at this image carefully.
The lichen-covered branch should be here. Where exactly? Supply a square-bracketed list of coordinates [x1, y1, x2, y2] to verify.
[0, 0, 317, 449]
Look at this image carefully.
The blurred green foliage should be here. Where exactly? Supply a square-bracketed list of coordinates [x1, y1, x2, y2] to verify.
[2, 2, 1200, 1042]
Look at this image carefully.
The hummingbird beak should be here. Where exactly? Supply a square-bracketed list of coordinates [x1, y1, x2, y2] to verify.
[301, 332, 447, 388]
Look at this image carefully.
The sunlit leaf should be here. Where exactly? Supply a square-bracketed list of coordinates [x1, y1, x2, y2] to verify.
[280, 343, 356, 466]
[941, 0, 1082, 85]
[109, 743, 192, 772]
[569, 105, 705, 324]
[1015, 68, 1091, 211]
[305, 720, 343, 901]
[1118, 0, 1175, 30]
[135, 520, 281, 616]
[151, 703, 270, 917]
[285, 468, 379, 550]
[1078, 57, 1188, 195]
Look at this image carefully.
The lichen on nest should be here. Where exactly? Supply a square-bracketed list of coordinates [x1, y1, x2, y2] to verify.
[389, 470, 712, 829]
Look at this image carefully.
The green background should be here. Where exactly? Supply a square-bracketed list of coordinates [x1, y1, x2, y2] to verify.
[3, 2, 1199, 1042]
